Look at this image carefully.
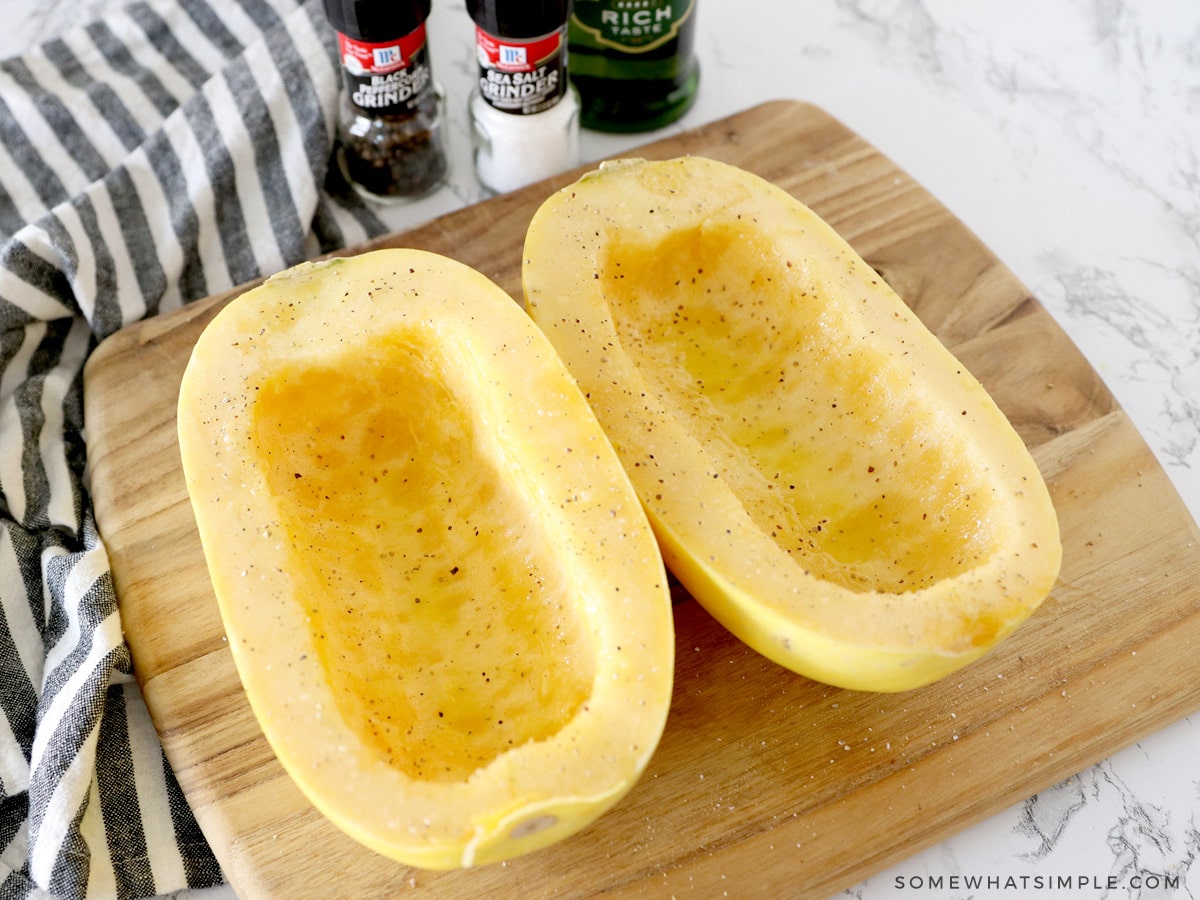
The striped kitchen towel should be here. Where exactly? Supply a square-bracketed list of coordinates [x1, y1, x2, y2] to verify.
[0, 0, 392, 897]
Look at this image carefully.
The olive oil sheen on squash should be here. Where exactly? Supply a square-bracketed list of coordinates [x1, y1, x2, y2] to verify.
[177, 248, 674, 869]
[523, 156, 1061, 693]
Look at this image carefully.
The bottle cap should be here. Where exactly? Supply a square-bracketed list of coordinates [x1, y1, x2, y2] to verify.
[466, 0, 571, 39]
[324, 0, 431, 42]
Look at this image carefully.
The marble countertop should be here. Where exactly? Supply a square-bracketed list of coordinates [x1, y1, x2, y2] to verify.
[2, 0, 1196, 897]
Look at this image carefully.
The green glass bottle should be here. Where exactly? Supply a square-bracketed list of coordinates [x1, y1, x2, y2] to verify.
[568, 0, 700, 132]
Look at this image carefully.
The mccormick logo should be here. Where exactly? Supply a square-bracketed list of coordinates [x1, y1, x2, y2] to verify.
[372, 45, 402, 69]
[498, 44, 527, 68]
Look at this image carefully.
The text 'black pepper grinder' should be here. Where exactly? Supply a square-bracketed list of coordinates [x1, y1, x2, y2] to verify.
[324, 0, 448, 202]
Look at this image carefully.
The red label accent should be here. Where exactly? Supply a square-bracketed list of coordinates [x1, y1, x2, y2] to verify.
[475, 27, 565, 73]
[337, 25, 427, 76]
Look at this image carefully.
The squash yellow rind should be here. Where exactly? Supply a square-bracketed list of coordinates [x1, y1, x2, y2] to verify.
[177, 248, 674, 868]
[522, 156, 1061, 692]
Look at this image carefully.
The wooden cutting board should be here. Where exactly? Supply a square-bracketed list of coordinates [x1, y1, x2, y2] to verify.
[84, 101, 1200, 899]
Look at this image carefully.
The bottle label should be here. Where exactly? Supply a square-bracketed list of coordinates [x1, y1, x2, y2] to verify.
[475, 25, 568, 115]
[570, 0, 695, 53]
[337, 26, 433, 115]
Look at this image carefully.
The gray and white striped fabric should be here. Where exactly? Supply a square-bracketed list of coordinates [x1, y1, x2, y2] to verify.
[0, 1, 391, 897]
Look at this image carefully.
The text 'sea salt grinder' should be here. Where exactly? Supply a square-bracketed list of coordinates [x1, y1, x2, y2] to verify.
[324, 0, 448, 202]
[467, 0, 580, 194]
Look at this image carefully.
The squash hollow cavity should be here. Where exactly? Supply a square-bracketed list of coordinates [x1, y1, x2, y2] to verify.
[251, 333, 595, 783]
[524, 156, 1061, 691]
[600, 223, 1002, 595]
[181, 248, 675, 866]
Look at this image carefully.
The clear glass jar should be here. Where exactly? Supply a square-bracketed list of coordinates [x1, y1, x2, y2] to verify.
[336, 82, 448, 203]
[469, 81, 579, 194]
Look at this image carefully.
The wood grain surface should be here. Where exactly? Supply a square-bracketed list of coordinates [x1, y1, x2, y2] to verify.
[83, 101, 1200, 899]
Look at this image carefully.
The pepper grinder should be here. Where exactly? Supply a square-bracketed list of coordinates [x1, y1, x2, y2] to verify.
[324, 0, 448, 202]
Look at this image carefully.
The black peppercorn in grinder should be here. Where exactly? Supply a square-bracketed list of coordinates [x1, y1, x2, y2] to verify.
[324, 0, 448, 202]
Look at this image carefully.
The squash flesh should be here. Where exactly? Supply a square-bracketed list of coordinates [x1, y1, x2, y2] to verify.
[252, 336, 594, 782]
[522, 156, 1062, 692]
[601, 223, 999, 594]
[177, 248, 674, 868]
